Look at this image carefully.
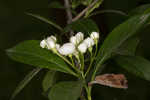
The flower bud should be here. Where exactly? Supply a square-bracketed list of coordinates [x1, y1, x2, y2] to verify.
[40, 35, 57, 50]
[83, 37, 94, 48]
[58, 43, 75, 56]
[40, 40, 47, 48]
[78, 42, 88, 53]
[90, 32, 99, 40]
[49, 35, 57, 42]
[70, 36, 77, 45]
[46, 37, 56, 49]
[75, 32, 84, 43]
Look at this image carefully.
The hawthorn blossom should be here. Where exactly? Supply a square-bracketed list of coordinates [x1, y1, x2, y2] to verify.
[70, 32, 84, 45]
[40, 40, 47, 48]
[78, 42, 88, 53]
[58, 43, 76, 56]
[46, 36, 56, 49]
[48, 35, 57, 42]
[83, 37, 94, 48]
[70, 36, 77, 45]
[75, 32, 84, 43]
[40, 32, 99, 55]
[90, 32, 99, 40]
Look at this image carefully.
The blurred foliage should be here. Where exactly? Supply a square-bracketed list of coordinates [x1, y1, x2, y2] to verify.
[1, 0, 150, 100]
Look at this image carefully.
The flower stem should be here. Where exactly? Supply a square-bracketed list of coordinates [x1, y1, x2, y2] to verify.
[69, 55, 82, 73]
[85, 42, 98, 77]
[91, 56, 105, 81]
[88, 94, 92, 100]
[80, 53, 85, 72]
[56, 52, 72, 66]
[70, 55, 75, 68]
[85, 52, 93, 77]
[84, 85, 92, 100]
[87, 87, 92, 100]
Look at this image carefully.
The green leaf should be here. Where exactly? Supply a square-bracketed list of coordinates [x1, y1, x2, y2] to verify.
[11, 68, 41, 100]
[94, 13, 150, 76]
[96, 14, 150, 65]
[64, 19, 99, 34]
[115, 55, 150, 81]
[129, 4, 150, 16]
[42, 71, 57, 92]
[48, 81, 83, 100]
[6, 40, 76, 76]
[26, 13, 63, 31]
[114, 37, 140, 56]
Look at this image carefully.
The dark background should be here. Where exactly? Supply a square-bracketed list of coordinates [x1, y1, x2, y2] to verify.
[1, 0, 150, 100]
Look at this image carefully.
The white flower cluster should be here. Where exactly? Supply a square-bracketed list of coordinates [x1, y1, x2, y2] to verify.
[40, 32, 99, 56]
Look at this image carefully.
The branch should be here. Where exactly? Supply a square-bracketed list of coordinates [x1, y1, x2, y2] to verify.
[64, 0, 74, 36]
[64, 0, 73, 24]
[72, 0, 99, 22]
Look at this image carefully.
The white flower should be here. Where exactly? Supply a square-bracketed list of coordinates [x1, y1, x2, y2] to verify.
[58, 43, 75, 55]
[75, 32, 84, 43]
[78, 42, 88, 53]
[90, 32, 99, 40]
[83, 37, 94, 48]
[70, 36, 77, 45]
[40, 35, 57, 50]
[49, 35, 57, 42]
[70, 32, 84, 45]
[46, 37, 56, 49]
[40, 40, 47, 48]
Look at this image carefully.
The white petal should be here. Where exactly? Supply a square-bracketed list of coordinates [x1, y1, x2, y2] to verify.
[75, 32, 84, 44]
[40, 40, 47, 48]
[70, 36, 77, 45]
[83, 37, 94, 48]
[78, 42, 88, 53]
[50, 35, 57, 42]
[90, 32, 99, 40]
[76, 32, 84, 40]
[58, 43, 75, 55]
[46, 38, 56, 49]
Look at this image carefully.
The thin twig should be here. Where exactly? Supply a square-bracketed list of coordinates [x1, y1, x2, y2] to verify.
[64, 0, 74, 36]
[72, 0, 99, 22]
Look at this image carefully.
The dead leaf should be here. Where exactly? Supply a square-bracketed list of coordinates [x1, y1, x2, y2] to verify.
[89, 74, 128, 89]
